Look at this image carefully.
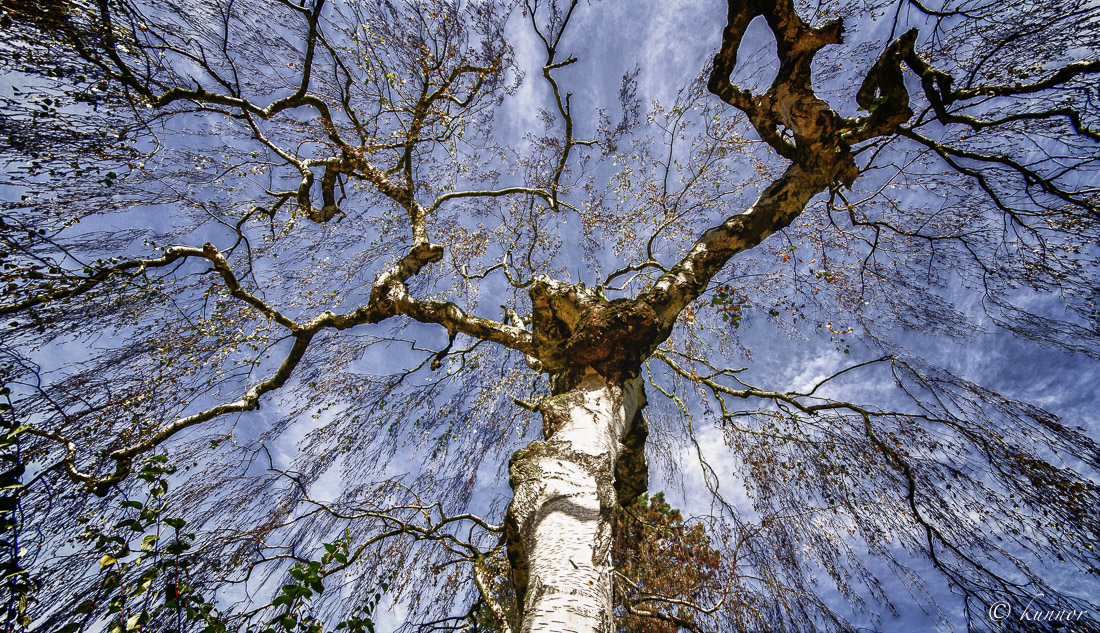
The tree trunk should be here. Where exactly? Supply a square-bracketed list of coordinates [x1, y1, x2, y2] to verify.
[505, 367, 647, 633]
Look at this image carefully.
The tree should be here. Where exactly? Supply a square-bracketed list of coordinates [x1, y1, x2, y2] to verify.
[2, 0, 1099, 631]
[473, 492, 724, 633]
[611, 493, 723, 633]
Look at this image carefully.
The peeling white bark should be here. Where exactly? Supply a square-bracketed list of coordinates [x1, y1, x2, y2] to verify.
[507, 368, 644, 633]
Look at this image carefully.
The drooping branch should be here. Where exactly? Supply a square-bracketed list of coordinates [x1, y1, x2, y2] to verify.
[425, 187, 554, 215]
[23, 238, 533, 491]
[0, 247, 192, 316]
[844, 23, 1099, 219]
[653, 346, 1100, 627]
[643, 0, 858, 336]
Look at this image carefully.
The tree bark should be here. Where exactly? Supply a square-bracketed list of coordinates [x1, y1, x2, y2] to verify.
[505, 367, 647, 633]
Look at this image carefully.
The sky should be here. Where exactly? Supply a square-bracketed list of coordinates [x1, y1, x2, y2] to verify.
[4, 0, 1100, 631]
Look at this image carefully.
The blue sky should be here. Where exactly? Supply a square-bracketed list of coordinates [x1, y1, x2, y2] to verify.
[4, 0, 1100, 631]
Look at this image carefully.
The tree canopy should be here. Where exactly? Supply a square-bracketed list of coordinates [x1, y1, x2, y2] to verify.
[1, 0, 1099, 631]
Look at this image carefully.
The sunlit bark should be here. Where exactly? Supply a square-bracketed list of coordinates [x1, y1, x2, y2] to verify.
[506, 368, 645, 633]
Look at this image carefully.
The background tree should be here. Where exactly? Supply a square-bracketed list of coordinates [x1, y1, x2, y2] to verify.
[612, 493, 723, 633]
[1, 0, 1099, 631]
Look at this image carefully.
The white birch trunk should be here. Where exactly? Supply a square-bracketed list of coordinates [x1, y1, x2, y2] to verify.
[506, 368, 645, 633]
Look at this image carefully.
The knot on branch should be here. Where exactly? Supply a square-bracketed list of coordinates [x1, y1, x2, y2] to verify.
[298, 162, 344, 223]
[563, 299, 660, 369]
[366, 242, 444, 317]
[529, 278, 661, 383]
[390, 242, 445, 284]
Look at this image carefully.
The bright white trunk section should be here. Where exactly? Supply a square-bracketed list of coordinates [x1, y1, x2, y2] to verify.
[507, 368, 643, 633]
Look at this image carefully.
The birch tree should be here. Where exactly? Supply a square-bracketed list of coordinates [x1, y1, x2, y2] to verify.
[2, 0, 1099, 632]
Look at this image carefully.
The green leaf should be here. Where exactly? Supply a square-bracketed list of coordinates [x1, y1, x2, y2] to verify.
[130, 575, 154, 597]
[114, 519, 144, 532]
[141, 534, 159, 552]
[100, 554, 118, 569]
[125, 610, 147, 631]
[76, 600, 97, 614]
